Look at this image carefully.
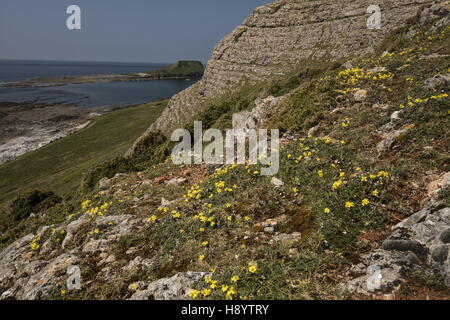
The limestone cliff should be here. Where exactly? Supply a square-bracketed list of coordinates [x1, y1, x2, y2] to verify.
[127, 0, 433, 156]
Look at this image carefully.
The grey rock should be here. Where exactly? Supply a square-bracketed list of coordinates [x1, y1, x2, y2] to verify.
[129, 272, 210, 300]
[439, 229, 450, 244]
[381, 240, 427, 258]
[98, 177, 112, 190]
[431, 245, 449, 264]
[347, 191, 450, 294]
[271, 177, 284, 187]
[424, 73, 450, 89]
[353, 89, 368, 102]
[376, 124, 415, 155]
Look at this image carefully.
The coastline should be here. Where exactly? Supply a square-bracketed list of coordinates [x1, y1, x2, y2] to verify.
[0, 101, 104, 165]
[1, 72, 199, 89]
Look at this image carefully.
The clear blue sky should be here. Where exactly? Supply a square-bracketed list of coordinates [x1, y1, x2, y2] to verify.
[0, 0, 269, 63]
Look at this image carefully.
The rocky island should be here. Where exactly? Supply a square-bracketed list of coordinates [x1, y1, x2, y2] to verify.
[1, 60, 204, 88]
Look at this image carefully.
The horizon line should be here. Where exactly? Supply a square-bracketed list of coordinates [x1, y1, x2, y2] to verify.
[0, 58, 207, 65]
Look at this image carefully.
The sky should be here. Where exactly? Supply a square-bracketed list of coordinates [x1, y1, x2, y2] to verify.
[0, 0, 269, 64]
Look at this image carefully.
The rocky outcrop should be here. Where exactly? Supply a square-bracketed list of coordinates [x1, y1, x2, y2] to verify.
[346, 173, 450, 295]
[128, 0, 433, 156]
[129, 272, 210, 300]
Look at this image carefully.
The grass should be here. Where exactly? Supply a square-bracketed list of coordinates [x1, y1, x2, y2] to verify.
[0, 100, 167, 206]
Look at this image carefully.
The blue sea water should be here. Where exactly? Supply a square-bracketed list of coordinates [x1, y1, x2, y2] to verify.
[0, 60, 197, 109]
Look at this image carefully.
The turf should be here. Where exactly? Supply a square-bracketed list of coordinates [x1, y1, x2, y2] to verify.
[0, 100, 167, 205]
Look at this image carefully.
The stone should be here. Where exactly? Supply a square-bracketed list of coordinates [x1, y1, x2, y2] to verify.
[129, 272, 210, 300]
[431, 245, 449, 264]
[424, 73, 450, 89]
[98, 177, 112, 190]
[123, 256, 155, 272]
[232, 95, 286, 136]
[272, 232, 302, 243]
[353, 89, 368, 101]
[264, 227, 275, 234]
[347, 191, 450, 294]
[166, 177, 187, 186]
[427, 172, 450, 197]
[271, 177, 284, 187]
[417, 2, 450, 30]
[376, 124, 415, 155]
[63, 217, 89, 248]
[440, 229, 450, 244]
[381, 240, 428, 258]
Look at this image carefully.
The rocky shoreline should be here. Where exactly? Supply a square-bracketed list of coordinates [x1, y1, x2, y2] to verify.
[0, 102, 104, 165]
[0, 73, 197, 89]
[0, 61, 205, 89]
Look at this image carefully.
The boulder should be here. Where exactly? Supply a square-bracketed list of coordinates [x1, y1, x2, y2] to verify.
[129, 272, 210, 300]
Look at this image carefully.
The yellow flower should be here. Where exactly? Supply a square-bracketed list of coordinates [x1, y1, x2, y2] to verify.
[362, 199, 370, 206]
[248, 261, 258, 273]
[332, 180, 343, 190]
[199, 254, 205, 261]
[244, 216, 251, 222]
[231, 276, 240, 283]
[199, 227, 206, 232]
[324, 208, 331, 214]
[202, 288, 211, 297]
[226, 287, 237, 300]
[317, 170, 324, 178]
[345, 201, 355, 208]
[130, 283, 138, 291]
[292, 187, 299, 193]
[189, 289, 200, 299]
[61, 289, 67, 296]
[227, 216, 233, 222]
[221, 285, 229, 292]
[372, 189, 380, 197]
[378, 171, 389, 178]
[202, 241, 209, 247]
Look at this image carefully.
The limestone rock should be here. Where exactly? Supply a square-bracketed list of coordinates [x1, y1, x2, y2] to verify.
[353, 89, 368, 102]
[346, 194, 450, 294]
[424, 73, 450, 89]
[271, 177, 284, 187]
[376, 124, 415, 155]
[129, 272, 210, 300]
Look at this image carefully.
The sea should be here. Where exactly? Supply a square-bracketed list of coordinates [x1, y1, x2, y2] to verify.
[0, 59, 197, 109]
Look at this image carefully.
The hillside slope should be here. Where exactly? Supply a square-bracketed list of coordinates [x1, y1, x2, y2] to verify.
[0, 101, 166, 206]
[128, 0, 434, 156]
[0, 2, 449, 300]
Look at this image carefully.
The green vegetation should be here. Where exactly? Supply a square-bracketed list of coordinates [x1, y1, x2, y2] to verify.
[0, 190, 61, 232]
[145, 60, 204, 78]
[0, 100, 167, 206]
[0, 18, 449, 300]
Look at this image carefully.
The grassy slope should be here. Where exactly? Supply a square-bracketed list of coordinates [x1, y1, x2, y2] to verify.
[0, 101, 167, 205]
[70, 22, 448, 299]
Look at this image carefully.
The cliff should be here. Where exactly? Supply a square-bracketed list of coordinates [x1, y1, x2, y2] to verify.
[128, 0, 433, 156]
